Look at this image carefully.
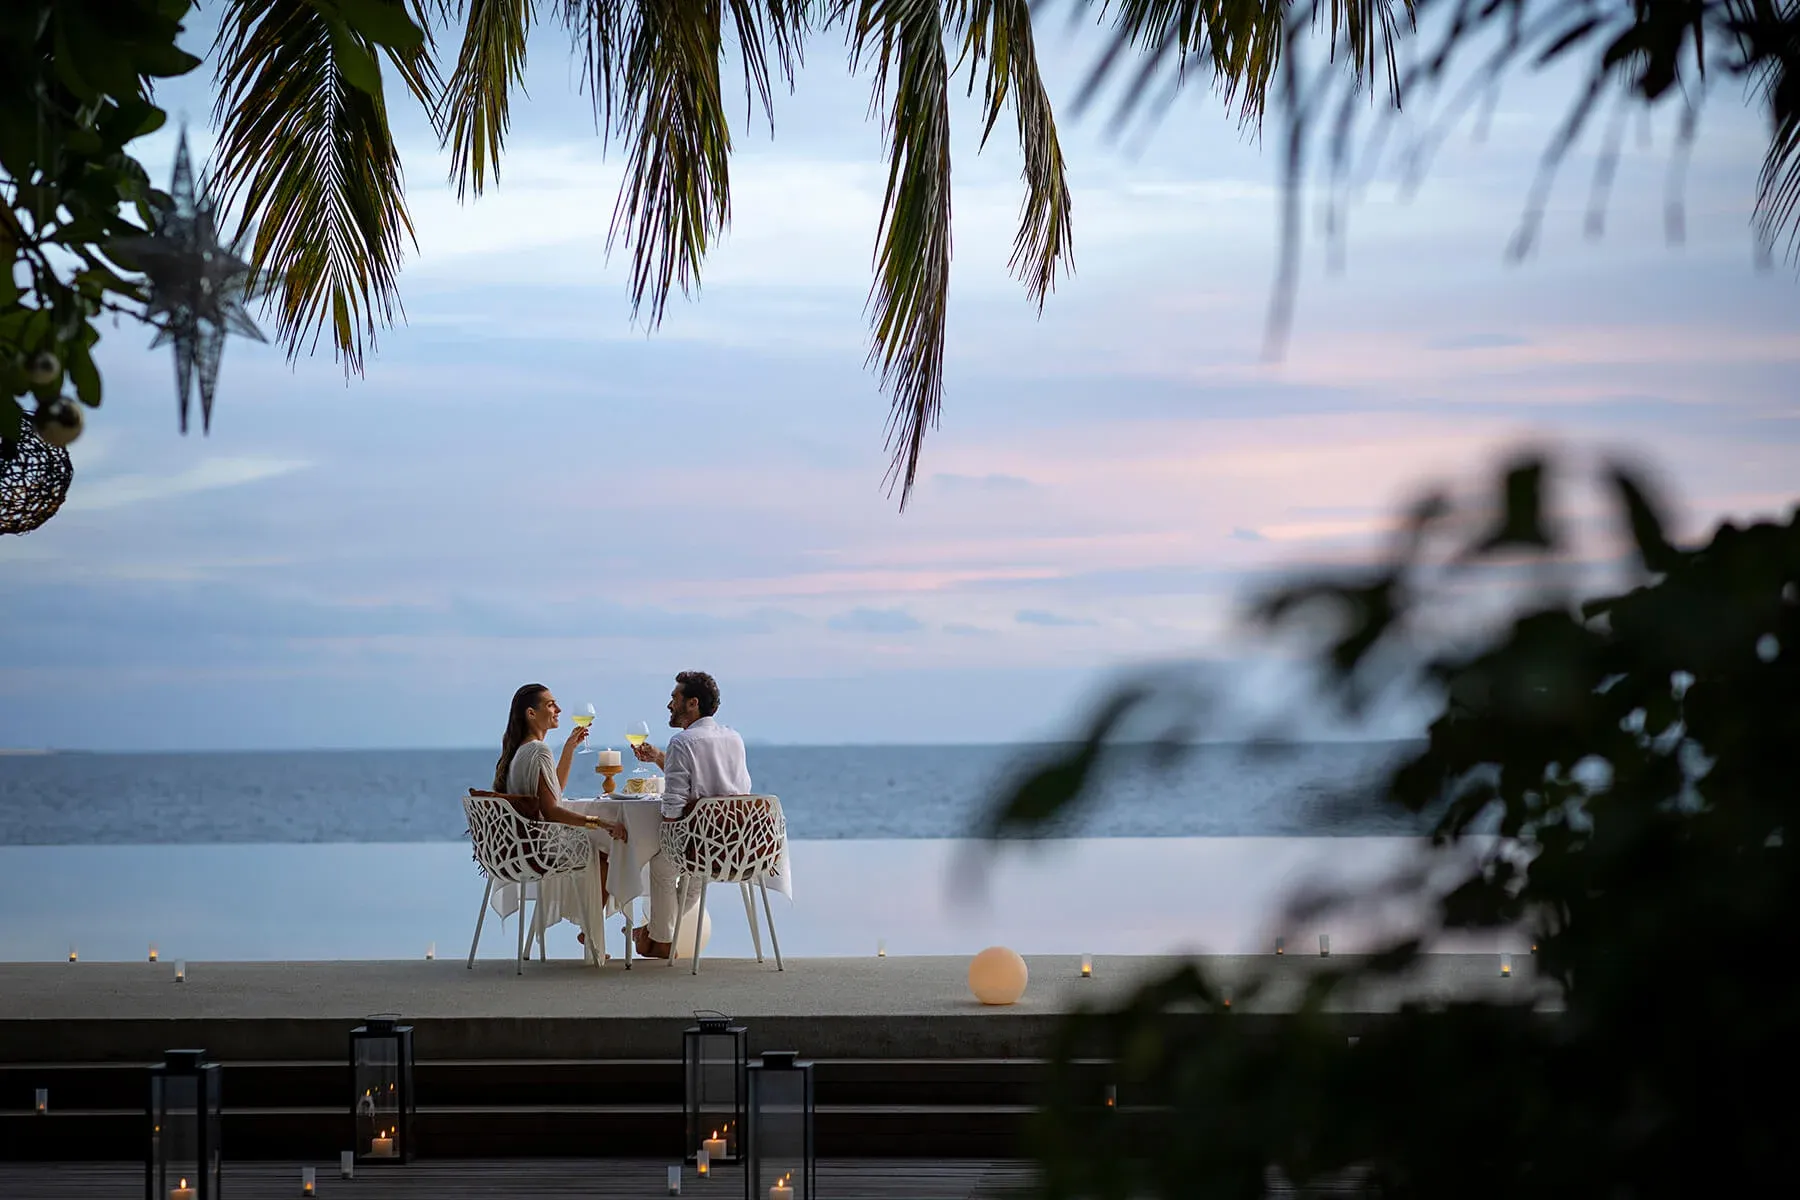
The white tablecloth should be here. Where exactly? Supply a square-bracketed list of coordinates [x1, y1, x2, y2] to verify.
[488, 795, 796, 951]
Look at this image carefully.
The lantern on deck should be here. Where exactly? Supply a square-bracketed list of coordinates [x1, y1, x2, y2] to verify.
[350, 1015, 415, 1165]
[146, 1049, 222, 1200]
[684, 1010, 747, 1164]
[745, 1051, 814, 1200]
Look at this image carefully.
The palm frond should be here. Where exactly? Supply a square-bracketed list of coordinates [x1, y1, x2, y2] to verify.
[1073, 1, 1413, 129]
[950, 0, 1075, 309]
[606, 0, 734, 326]
[843, 0, 954, 507]
[210, 0, 428, 374]
[560, 0, 638, 140]
[442, 0, 534, 199]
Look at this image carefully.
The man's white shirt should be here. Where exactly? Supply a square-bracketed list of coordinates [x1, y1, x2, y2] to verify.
[660, 716, 751, 818]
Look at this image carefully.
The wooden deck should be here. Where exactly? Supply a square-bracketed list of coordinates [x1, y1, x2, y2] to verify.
[0, 1159, 1036, 1199]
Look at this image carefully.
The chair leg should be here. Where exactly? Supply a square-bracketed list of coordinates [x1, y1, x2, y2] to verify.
[690, 881, 709, 976]
[621, 897, 634, 971]
[740, 882, 765, 964]
[669, 878, 689, 969]
[468, 878, 493, 969]
[515, 895, 527, 976]
[759, 879, 783, 971]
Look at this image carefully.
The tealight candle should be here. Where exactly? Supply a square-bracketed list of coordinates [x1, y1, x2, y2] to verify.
[148, 944, 158, 963]
[1500, 953, 1512, 978]
[1319, 934, 1331, 958]
[1104, 1084, 1116, 1108]
[598, 747, 622, 767]
[68, 946, 77, 963]
[1080, 954, 1092, 978]
[175, 961, 186, 983]
[668, 1164, 682, 1194]
[696, 1148, 709, 1177]
[1274, 937, 1285, 955]
[302, 1165, 316, 1195]
[340, 1150, 354, 1178]
[770, 1171, 794, 1200]
[34, 1088, 47, 1115]
[877, 939, 886, 958]
[703, 1130, 727, 1162]
[170, 1178, 195, 1200]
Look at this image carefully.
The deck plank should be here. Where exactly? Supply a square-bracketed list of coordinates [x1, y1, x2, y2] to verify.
[0, 1159, 1039, 1199]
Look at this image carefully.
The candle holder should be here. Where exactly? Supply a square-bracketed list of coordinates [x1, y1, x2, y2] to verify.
[1079, 954, 1092, 978]
[1319, 934, 1331, 958]
[68, 945, 77, 963]
[1274, 936, 1285, 955]
[1500, 953, 1513, 978]
[149, 945, 159, 963]
[877, 939, 886, 958]
[697, 1149, 710, 1178]
[339, 1152, 354, 1179]
[147, 1049, 222, 1200]
[175, 961, 186, 984]
[598, 764, 623, 794]
[350, 1015, 415, 1165]
[35, 1088, 47, 1115]
[301, 1166, 316, 1196]
[745, 1052, 814, 1200]
[668, 1165, 682, 1195]
[685, 1011, 748, 1164]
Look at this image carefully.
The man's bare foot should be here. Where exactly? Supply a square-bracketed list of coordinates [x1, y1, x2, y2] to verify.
[633, 927, 672, 959]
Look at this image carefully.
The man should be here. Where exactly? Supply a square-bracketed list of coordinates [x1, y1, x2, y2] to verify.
[630, 670, 751, 959]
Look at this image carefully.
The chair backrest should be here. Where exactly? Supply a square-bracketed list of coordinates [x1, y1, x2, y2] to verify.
[463, 794, 591, 883]
[661, 795, 786, 884]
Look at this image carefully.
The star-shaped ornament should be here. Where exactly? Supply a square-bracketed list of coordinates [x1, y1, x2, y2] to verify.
[110, 131, 278, 433]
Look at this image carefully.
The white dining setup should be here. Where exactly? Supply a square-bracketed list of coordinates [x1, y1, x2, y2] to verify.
[462, 732, 794, 976]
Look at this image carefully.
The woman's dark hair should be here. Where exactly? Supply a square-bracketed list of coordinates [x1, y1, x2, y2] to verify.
[675, 670, 721, 718]
[494, 683, 549, 791]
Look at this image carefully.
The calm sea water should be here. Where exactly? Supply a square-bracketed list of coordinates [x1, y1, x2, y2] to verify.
[0, 742, 1426, 845]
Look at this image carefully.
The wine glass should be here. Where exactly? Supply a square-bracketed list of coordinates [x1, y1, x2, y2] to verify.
[626, 720, 650, 751]
[573, 702, 596, 753]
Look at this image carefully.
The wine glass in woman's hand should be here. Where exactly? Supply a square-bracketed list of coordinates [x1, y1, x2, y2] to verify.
[573, 702, 597, 753]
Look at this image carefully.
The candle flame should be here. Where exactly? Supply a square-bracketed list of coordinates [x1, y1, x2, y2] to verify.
[180, 1180, 187, 1188]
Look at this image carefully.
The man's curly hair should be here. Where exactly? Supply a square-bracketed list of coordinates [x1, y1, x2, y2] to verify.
[675, 670, 721, 718]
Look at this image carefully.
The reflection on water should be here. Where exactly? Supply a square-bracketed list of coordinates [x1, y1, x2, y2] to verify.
[0, 838, 1518, 963]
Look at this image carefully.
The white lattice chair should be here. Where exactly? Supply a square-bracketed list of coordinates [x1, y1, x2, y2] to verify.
[660, 794, 789, 975]
[463, 792, 599, 974]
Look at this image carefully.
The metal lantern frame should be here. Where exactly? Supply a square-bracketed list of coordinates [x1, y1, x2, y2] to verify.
[684, 1010, 748, 1164]
[744, 1051, 815, 1200]
[349, 1015, 416, 1165]
[146, 1049, 222, 1200]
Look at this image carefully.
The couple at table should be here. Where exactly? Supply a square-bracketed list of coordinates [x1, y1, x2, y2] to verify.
[495, 669, 750, 959]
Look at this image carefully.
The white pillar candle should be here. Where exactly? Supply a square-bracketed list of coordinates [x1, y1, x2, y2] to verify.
[695, 1148, 709, 1177]
[598, 748, 622, 767]
[170, 1179, 195, 1200]
[302, 1166, 316, 1195]
[667, 1165, 682, 1194]
[371, 1130, 394, 1157]
[703, 1131, 726, 1161]
[340, 1151, 354, 1178]
[770, 1172, 794, 1200]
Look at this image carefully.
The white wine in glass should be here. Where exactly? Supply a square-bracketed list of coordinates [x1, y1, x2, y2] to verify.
[626, 720, 650, 747]
[574, 703, 596, 753]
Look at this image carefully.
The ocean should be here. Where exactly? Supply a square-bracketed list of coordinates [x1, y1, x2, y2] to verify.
[0, 741, 1426, 844]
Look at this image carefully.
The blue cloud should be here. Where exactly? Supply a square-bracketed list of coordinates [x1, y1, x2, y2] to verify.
[942, 622, 997, 637]
[827, 608, 924, 634]
[1230, 527, 1267, 542]
[1016, 609, 1098, 628]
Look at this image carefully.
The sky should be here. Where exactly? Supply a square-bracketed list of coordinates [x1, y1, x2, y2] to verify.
[3, 9, 1797, 751]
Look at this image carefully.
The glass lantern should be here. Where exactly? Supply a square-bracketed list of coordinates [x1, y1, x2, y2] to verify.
[745, 1051, 814, 1200]
[146, 1049, 222, 1200]
[350, 1015, 415, 1165]
[683, 1011, 747, 1163]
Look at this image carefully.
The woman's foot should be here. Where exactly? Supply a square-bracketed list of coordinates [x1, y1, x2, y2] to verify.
[633, 927, 673, 959]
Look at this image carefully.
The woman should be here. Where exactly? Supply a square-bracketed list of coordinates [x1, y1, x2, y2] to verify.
[494, 683, 628, 935]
